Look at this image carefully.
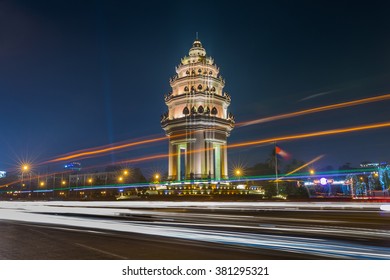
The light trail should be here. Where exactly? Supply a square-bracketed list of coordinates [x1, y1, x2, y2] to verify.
[39, 94, 390, 165]
[236, 93, 390, 127]
[43, 131, 199, 164]
[276, 155, 325, 182]
[1, 201, 390, 259]
[5, 121, 386, 189]
[44, 135, 169, 163]
[284, 155, 325, 176]
[74, 121, 390, 169]
[229, 121, 390, 149]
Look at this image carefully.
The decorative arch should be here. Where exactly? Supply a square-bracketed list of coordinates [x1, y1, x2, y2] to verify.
[191, 106, 197, 114]
[183, 107, 189, 115]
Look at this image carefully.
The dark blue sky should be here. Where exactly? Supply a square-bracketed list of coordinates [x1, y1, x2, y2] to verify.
[1, 0, 390, 174]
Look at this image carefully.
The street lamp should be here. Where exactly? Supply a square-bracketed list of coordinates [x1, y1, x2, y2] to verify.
[234, 169, 243, 180]
[153, 173, 160, 183]
[118, 176, 123, 183]
[310, 169, 315, 175]
[22, 164, 29, 172]
[40, 181, 45, 187]
[21, 164, 30, 187]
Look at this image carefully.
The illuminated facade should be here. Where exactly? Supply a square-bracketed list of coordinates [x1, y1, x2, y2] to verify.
[161, 39, 234, 181]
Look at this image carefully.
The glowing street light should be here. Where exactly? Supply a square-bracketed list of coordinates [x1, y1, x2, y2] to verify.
[40, 182, 45, 187]
[118, 176, 123, 182]
[20, 164, 30, 186]
[310, 169, 315, 175]
[62, 180, 66, 185]
[234, 169, 243, 178]
[123, 170, 129, 176]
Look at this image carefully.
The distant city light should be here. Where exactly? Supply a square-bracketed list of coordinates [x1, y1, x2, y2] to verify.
[64, 162, 81, 171]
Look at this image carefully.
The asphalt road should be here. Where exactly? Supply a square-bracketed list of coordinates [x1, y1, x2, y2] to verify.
[0, 201, 389, 259]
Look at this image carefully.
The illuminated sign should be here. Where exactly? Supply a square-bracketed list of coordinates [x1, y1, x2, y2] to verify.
[313, 179, 334, 184]
[307, 178, 336, 186]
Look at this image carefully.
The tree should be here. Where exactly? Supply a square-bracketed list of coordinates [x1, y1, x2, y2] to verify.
[246, 162, 275, 177]
[284, 158, 307, 174]
[339, 162, 354, 171]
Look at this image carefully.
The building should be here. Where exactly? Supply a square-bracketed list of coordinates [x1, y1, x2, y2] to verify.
[161, 39, 235, 181]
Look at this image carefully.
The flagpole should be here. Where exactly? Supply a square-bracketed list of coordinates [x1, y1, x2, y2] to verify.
[274, 142, 279, 195]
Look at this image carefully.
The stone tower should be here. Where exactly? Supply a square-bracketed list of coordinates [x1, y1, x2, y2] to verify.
[161, 39, 234, 181]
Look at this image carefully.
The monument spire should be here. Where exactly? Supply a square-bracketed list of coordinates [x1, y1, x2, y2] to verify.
[161, 39, 234, 181]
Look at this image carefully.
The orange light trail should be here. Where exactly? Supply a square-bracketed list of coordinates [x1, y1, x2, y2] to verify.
[41, 94, 390, 165]
[285, 155, 325, 176]
[229, 121, 390, 149]
[236, 93, 390, 127]
[276, 155, 325, 182]
[44, 136, 168, 163]
[97, 121, 390, 168]
[44, 132, 192, 164]
[4, 121, 388, 189]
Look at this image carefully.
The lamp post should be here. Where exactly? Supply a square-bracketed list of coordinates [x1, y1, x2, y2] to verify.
[153, 173, 160, 184]
[234, 169, 242, 181]
[122, 170, 129, 183]
[21, 164, 29, 187]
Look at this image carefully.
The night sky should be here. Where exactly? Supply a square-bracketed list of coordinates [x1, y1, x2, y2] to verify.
[1, 0, 390, 175]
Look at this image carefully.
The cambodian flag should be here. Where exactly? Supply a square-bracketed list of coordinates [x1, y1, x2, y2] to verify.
[275, 145, 290, 160]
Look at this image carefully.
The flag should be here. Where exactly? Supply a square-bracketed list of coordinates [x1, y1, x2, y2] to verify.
[275, 145, 290, 160]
